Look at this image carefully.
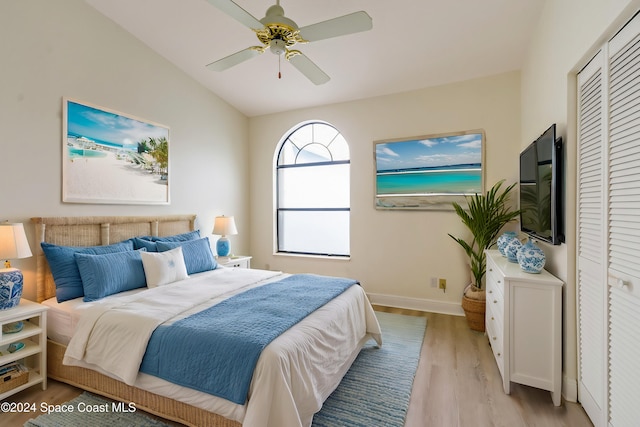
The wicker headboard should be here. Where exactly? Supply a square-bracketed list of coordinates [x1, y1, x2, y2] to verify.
[30, 215, 197, 303]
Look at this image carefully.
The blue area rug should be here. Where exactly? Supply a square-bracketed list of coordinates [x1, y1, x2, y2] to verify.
[24, 311, 425, 427]
[312, 311, 427, 427]
[24, 391, 170, 427]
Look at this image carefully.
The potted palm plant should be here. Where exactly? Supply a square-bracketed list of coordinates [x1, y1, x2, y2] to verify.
[448, 180, 520, 331]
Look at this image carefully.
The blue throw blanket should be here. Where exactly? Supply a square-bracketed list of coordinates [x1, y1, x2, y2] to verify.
[139, 274, 357, 404]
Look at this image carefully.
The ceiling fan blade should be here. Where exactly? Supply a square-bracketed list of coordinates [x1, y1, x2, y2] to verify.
[299, 11, 372, 42]
[206, 47, 263, 71]
[288, 53, 330, 85]
[206, 0, 263, 29]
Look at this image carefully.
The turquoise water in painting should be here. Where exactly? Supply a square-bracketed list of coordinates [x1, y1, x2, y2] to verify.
[66, 131, 136, 159]
[67, 147, 107, 159]
[376, 165, 482, 195]
[67, 131, 135, 150]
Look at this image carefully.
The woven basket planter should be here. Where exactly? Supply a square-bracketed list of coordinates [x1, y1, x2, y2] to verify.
[462, 294, 486, 332]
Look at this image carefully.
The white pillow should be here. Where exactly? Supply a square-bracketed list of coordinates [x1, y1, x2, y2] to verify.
[140, 246, 189, 288]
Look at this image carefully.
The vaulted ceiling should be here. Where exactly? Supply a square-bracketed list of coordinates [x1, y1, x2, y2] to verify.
[86, 0, 545, 117]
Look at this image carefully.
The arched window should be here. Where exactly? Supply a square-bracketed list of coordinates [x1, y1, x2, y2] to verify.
[276, 121, 350, 256]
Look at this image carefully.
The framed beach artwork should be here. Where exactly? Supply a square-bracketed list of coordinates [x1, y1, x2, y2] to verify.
[62, 98, 170, 204]
[374, 130, 485, 210]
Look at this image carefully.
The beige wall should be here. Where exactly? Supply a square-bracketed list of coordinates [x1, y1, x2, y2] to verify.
[520, 0, 639, 402]
[0, 0, 250, 300]
[249, 72, 521, 315]
[6, 0, 639, 407]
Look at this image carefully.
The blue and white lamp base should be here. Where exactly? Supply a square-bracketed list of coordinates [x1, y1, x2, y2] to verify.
[216, 237, 231, 257]
[0, 268, 24, 310]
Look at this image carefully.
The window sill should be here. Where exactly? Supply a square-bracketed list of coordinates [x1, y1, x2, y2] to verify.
[273, 252, 351, 261]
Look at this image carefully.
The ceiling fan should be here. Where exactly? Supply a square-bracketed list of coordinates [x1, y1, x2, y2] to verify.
[205, 0, 373, 85]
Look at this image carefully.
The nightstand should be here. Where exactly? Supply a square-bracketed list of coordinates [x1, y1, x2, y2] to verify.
[217, 255, 252, 269]
[0, 299, 48, 400]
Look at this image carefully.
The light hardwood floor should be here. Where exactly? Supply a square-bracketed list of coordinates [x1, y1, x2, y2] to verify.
[2, 309, 592, 427]
[390, 309, 593, 427]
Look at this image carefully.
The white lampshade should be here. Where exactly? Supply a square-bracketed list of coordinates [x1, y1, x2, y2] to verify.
[212, 216, 238, 237]
[0, 223, 32, 263]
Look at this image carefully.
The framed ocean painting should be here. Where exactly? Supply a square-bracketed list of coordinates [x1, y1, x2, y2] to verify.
[374, 130, 485, 210]
[62, 98, 170, 204]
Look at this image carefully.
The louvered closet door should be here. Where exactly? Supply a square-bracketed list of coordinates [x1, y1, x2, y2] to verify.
[606, 14, 640, 427]
[576, 50, 607, 427]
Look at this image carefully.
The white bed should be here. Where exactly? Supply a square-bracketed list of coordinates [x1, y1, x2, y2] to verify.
[32, 215, 381, 427]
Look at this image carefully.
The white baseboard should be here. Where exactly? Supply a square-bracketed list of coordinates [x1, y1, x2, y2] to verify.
[562, 374, 578, 403]
[367, 293, 465, 316]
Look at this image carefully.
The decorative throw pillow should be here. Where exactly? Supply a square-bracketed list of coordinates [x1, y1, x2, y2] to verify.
[156, 237, 217, 275]
[75, 249, 147, 302]
[132, 238, 161, 252]
[140, 247, 189, 288]
[41, 240, 135, 303]
[133, 230, 201, 252]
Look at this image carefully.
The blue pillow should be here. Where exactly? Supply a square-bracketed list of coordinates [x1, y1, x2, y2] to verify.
[133, 230, 201, 252]
[41, 240, 135, 302]
[156, 237, 217, 274]
[133, 238, 161, 252]
[154, 230, 201, 242]
[75, 249, 148, 302]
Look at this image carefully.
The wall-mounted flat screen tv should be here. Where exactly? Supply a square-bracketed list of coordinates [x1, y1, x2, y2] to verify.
[519, 124, 564, 245]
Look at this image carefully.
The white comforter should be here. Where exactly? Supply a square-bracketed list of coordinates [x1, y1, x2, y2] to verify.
[63, 267, 381, 427]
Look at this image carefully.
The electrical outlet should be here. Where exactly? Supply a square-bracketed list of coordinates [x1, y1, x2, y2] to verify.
[430, 277, 438, 288]
[439, 278, 447, 292]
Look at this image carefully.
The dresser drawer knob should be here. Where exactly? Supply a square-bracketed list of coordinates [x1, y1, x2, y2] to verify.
[497, 352, 501, 357]
[491, 316, 495, 320]
[489, 290, 493, 294]
[493, 336, 497, 340]
[493, 300, 498, 304]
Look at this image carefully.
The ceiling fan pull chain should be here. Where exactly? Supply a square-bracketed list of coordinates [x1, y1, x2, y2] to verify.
[278, 55, 282, 79]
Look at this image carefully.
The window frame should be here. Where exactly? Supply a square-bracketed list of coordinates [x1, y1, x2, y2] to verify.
[275, 121, 350, 257]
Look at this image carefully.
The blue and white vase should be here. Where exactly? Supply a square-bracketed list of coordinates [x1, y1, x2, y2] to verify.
[0, 269, 23, 310]
[504, 237, 523, 263]
[517, 239, 546, 273]
[497, 231, 518, 257]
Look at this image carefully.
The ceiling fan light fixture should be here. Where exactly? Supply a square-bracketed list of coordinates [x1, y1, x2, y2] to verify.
[269, 39, 286, 55]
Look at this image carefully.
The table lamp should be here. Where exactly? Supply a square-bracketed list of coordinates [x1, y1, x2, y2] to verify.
[0, 222, 32, 310]
[212, 215, 238, 257]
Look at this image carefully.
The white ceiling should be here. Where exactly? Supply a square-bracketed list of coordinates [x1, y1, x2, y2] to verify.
[85, 0, 544, 117]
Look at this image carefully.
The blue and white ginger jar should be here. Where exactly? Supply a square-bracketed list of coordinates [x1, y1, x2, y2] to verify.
[504, 237, 523, 263]
[497, 231, 518, 257]
[517, 239, 546, 273]
[0, 269, 23, 310]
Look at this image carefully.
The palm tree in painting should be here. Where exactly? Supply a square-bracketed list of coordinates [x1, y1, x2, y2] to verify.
[139, 137, 168, 180]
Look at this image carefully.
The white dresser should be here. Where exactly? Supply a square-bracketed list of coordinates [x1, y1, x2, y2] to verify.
[485, 250, 563, 406]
